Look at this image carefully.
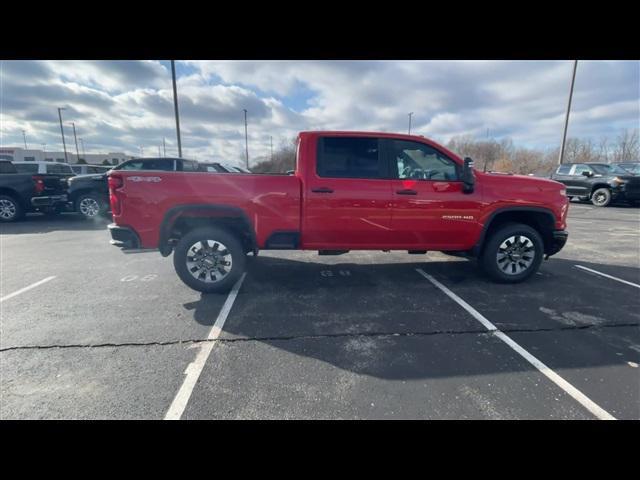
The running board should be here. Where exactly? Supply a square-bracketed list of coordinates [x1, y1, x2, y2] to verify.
[318, 250, 349, 256]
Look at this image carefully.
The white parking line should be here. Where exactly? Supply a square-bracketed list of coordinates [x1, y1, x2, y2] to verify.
[574, 265, 640, 289]
[415, 268, 616, 420]
[0, 276, 56, 303]
[164, 273, 246, 420]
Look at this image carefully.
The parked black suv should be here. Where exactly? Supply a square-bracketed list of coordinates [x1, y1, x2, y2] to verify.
[551, 162, 640, 207]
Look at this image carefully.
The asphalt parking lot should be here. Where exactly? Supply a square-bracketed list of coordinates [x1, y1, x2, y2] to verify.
[1, 201, 639, 419]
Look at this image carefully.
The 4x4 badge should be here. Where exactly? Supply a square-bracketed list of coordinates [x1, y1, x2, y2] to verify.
[128, 176, 162, 183]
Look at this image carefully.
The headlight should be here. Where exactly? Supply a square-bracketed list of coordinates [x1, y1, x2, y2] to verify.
[560, 188, 567, 196]
[612, 177, 625, 186]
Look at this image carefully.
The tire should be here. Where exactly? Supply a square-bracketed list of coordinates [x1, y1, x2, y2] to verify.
[591, 188, 611, 207]
[0, 195, 24, 222]
[75, 193, 106, 219]
[480, 222, 544, 283]
[173, 227, 246, 294]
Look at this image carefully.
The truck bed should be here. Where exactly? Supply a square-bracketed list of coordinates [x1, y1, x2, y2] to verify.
[111, 171, 301, 249]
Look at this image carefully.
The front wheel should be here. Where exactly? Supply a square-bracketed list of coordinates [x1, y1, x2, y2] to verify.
[591, 188, 611, 207]
[480, 223, 544, 283]
[173, 227, 246, 293]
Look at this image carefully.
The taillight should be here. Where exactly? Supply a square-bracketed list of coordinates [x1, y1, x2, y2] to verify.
[32, 175, 45, 194]
[108, 175, 123, 190]
[108, 174, 123, 215]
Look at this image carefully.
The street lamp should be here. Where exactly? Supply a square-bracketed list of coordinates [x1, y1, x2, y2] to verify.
[57, 107, 68, 163]
[170, 60, 183, 158]
[243, 109, 249, 169]
[70, 122, 81, 163]
[558, 60, 578, 165]
[408, 112, 414, 135]
[22, 130, 28, 149]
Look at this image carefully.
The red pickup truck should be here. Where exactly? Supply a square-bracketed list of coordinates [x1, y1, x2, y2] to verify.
[108, 131, 569, 292]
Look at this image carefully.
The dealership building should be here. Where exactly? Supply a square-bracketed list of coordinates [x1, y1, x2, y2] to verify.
[0, 147, 133, 166]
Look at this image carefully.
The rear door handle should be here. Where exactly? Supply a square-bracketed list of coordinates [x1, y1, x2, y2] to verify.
[312, 187, 334, 193]
[396, 189, 418, 195]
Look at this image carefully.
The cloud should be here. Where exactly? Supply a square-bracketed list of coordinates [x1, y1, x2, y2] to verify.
[1, 60, 638, 166]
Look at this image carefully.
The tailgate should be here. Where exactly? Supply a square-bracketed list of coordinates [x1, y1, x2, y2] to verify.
[38, 174, 70, 195]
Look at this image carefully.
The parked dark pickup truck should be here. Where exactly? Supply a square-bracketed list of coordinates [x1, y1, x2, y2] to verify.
[0, 160, 69, 222]
[551, 162, 640, 207]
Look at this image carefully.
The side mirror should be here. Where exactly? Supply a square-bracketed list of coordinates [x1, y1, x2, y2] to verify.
[461, 157, 476, 193]
[581, 170, 593, 177]
[286, 170, 295, 176]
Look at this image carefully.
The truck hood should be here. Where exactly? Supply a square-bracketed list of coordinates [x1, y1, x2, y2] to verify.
[480, 171, 565, 190]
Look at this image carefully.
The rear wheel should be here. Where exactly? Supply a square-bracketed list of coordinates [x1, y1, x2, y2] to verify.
[480, 223, 544, 283]
[591, 188, 611, 207]
[0, 195, 24, 222]
[173, 227, 246, 293]
[75, 193, 106, 219]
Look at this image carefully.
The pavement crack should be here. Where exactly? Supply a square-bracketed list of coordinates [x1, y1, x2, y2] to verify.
[1, 322, 638, 352]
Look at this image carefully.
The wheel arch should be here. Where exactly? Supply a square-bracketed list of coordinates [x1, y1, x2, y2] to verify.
[158, 204, 258, 257]
[473, 207, 556, 257]
[0, 188, 27, 209]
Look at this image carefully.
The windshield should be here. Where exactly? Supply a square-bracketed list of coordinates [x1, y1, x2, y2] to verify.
[620, 163, 640, 174]
[591, 164, 630, 175]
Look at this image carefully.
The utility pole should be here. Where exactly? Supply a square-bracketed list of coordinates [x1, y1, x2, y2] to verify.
[80, 138, 86, 158]
[140, 146, 144, 157]
[170, 60, 183, 158]
[270, 136, 273, 162]
[163, 137, 166, 157]
[57, 107, 68, 163]
[408, 112, 414, 135]
[243, 109, 249, 169]
[558, 60, 578, 165]
[71, 122, 81, 163]
[22, 130, 28, 149]
[158, 146, 161, 157]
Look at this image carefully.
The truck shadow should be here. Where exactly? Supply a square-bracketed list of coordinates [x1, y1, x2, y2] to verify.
[0, 213, 111, 235]
[184, 254, 640, 382]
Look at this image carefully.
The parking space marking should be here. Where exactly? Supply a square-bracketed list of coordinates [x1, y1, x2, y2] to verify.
[164, 273, 246, 420]
[574, 265, 640, 289]
[415, 268, 616, 421]
[0, 276, 56, 303]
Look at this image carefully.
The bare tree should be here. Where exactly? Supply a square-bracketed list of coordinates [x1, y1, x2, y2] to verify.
[612, 129, 639, 163]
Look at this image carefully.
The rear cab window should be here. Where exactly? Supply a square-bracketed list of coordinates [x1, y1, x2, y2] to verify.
[556, 165, 572, 175]
[316, 137, 385, 179]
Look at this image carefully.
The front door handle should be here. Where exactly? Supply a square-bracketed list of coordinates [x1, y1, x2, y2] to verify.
[312, 187, 334, 193]
[396, 189, 418, 195]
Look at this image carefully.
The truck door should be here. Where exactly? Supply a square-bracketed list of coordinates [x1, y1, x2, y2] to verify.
[566, 163, 593, 196]
[386, 138, 483, 250]
[302, 136, 394, 249]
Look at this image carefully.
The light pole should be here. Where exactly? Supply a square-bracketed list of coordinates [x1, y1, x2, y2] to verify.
[163, 137, 166, 157]
[70, 122, 81, 163]
[22, 130, 28, 149]
[558, 60, 578, 165]
[57, 107, 68, 163]
[80, 138, 86, 158]
[408, 112, 414, 135]
[270, 136, 273, 162]
[243, 109, 249, 169]
[171, 60, 183, 158]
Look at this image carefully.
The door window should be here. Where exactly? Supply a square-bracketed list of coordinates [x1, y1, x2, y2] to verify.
[572, 164, 593, 176]
[390, 140, 459, 181]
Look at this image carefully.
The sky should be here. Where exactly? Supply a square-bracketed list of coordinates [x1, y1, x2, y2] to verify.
[1, 60, 638, 167]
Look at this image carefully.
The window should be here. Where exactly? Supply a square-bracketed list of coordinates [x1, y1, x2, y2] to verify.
[0, 161, 17, 174]
[14, 163, 39, 174]
[317, 137, 384, 179]
[112, 159, 119, 165]
[56, 158, 65, 163]
[556, 165, 572, 175]
[180, 160, 199, 172]
[44, 158, 54, 162]
[572, 164, 593, 176]
[71, 166, 83, 174]
[390, 140, 459, 181]
[115, 159, 174, 171]
[23, 156, 35, 162]
[591, 164, 630, 175]
[47, 163, 74, 174]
